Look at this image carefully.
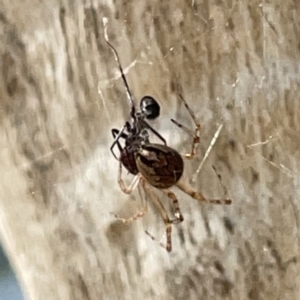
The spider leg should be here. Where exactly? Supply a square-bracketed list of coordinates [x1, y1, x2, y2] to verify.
[176, 180, 232, 205]
[142, 179, 178, 252]
[112, 183, 148, 224]
[161, 189, 184, 223]
[112, 128, 128, 140]
[171, 94, 201, 159]
[104, 34, 137, 119]
[139, 119, 167, 145]
[112, 208, 147, 224]
[111, 128, 128, 157]
[212, 165, 229, 199]
[118, 160, 141, 194]
[110, 125, 128, 160]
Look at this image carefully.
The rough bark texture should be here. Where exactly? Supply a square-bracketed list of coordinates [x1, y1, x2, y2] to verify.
[0, 0, 299, 299]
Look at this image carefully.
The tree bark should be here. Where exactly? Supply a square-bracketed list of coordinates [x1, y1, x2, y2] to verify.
[0, 0, 299, 299]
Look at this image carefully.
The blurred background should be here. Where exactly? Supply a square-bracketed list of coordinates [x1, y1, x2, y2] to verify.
[0, 0, 299, 299]
[0, 244, 24, 300]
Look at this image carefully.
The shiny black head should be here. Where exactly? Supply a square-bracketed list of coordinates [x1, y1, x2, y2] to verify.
[140, 96, 160, 120]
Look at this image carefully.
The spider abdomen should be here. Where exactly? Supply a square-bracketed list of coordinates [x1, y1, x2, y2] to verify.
[135, 143, 184, 189]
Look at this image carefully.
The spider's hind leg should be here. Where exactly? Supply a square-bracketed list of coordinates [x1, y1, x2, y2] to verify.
[171, 94, 201, 160]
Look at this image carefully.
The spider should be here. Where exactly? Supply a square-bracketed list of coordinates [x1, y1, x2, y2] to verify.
[106, 37, 232, 252]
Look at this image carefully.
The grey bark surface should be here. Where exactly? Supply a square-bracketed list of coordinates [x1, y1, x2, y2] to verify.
[0, 0, 299, 299]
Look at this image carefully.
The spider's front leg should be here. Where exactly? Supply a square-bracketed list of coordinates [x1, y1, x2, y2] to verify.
[118, 160, 140, 194]
[110, 126, 128, 160]
[112, 162, 148, 224]
[171, 94, 201, 160]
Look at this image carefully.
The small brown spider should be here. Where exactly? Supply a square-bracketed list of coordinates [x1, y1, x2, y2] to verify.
[105, 31, 231, 252]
